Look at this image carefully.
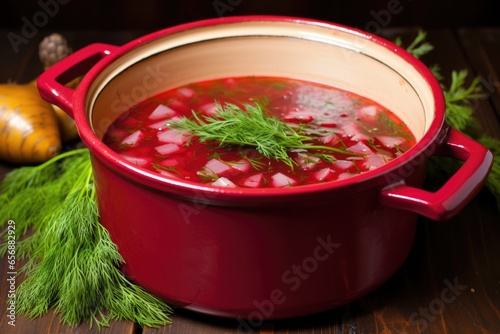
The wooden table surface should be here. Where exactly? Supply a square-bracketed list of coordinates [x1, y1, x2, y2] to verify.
[0, 27, 499, 334]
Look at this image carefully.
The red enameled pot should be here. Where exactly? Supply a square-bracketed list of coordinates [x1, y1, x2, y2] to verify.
[37, 16, 492, 324]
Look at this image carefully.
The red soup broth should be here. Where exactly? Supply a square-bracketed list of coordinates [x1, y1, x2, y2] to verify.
[102, 76, 416, 188]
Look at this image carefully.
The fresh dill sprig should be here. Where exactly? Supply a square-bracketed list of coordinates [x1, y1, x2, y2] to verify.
[399, 32, 485, 134]
[395, 30, 443, 80]
[237, 152, 267, 170]
[0, 148, 173, 328]
[478, 136, 500, 206]
[443, 70, 485, 132]
[395, 30, 434, 59]
[399, 31, 500, 208]
[170, 102, 361, 168]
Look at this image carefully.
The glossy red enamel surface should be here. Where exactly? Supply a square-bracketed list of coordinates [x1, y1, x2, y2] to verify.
[36, 16, 492, 319]
[91, 154, 425, 318]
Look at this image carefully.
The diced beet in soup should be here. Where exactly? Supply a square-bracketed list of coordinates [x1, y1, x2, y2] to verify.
[103, 76, 416, 188]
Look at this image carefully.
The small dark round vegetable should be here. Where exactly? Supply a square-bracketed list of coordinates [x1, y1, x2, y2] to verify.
[39, 33, 72, 70]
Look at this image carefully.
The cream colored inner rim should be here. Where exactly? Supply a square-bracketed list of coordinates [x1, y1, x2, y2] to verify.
[89, 22, 434, 140]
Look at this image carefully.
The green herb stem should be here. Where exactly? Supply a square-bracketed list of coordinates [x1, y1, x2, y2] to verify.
[0, 148, 173, 328]
[171, 102, 362, 167]
[401, 31, 500, 208]
[299, 144, 358, 155]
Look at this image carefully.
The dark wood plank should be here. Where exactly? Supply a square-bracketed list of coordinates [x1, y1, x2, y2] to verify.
[427, 28, 500, 139]
[145, 310, 244, 334]
[2, 27, 500, 334]
[0, 252, 137, 334]
[0, 30, 49, 85]
[459, 28, 500, 126]
[385, 28, 500, 140]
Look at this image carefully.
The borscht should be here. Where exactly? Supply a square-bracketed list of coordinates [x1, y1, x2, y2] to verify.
[103, 77, 416, 188]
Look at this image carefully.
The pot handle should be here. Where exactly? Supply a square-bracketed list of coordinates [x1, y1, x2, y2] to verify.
[37, 43, 119, 119]
[380, 128, 493, 221]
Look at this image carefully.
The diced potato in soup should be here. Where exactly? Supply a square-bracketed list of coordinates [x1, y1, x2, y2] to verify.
[103, 76, 415, 188]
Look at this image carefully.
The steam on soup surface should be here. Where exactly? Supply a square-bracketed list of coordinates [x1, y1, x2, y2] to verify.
[103, 76, 415, 188]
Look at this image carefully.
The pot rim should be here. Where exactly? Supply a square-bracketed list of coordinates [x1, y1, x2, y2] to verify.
[73, 15, 446, 199]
